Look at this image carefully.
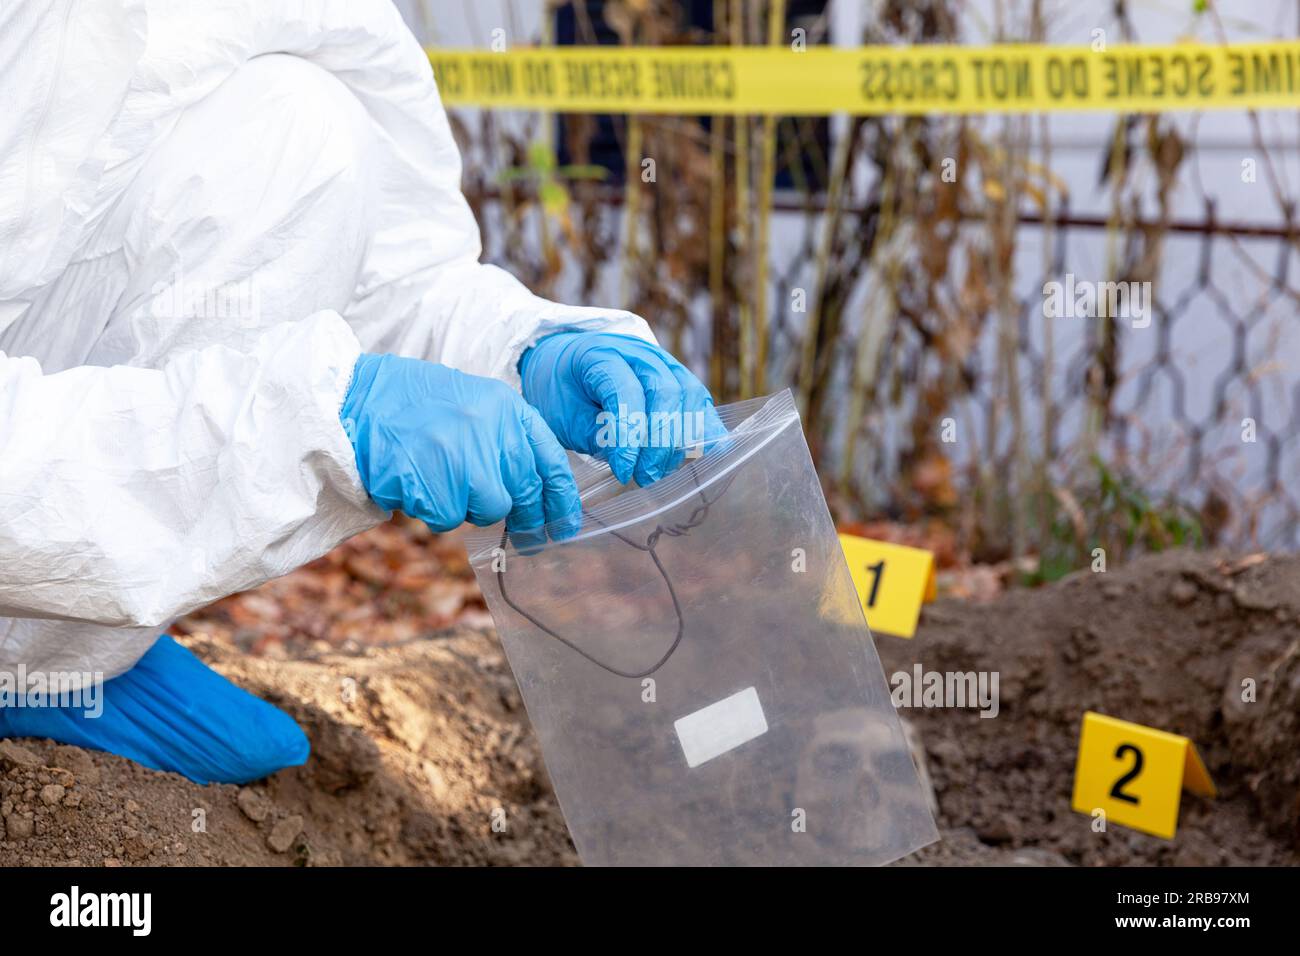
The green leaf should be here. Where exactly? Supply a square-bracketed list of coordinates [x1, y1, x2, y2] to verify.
[528, 142, 556, 174]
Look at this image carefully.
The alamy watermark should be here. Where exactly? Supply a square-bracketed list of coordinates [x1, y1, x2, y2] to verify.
[891, 664, 1000, 718]
[49, 886, 151, 936]
[145, 268, 261, 325]
[594, 405, 708, 452]
[1042, 273, 1152, 329]
[0, 667, 104, 718]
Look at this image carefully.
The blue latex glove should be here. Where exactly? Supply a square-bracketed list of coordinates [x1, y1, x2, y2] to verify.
[0, 635, 308, 785]
[341, 353, 581, 541]
[520, 332, 725, 486]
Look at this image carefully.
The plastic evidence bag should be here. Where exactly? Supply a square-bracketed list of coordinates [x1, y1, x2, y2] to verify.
[466, 389, 937, 866]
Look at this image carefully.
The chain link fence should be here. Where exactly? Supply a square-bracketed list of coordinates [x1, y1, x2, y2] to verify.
[448, 1, 1300, 570]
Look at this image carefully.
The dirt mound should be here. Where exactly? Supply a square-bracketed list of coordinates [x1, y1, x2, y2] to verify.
[882, 550, 1300, 866]
[2, 549, 1297, 866]
[0, 630, 575, 866]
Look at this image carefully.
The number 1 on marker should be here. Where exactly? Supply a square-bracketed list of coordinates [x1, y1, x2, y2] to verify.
[864, 559, 884, 608]
[837, 535, 936, 639]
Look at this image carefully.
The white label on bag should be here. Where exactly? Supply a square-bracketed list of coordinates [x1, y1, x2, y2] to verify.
[674, 686, 768, 768]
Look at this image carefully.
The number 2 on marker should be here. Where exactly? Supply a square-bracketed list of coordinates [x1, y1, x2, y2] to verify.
[864, 559, 884, 608]
[1109, 743, 1143, 805]
[1072, 712, 1216, 840]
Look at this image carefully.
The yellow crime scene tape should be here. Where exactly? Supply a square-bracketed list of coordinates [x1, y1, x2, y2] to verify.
[428, 42, 1300, 115]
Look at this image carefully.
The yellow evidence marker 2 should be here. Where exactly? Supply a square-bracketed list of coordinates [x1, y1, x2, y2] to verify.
[837, 534, 937, 639]
[1071, 711, 1216, 840]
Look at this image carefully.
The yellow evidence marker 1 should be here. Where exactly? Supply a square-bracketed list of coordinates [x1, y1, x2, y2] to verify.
[837, 534, 937, 639]
[1071, 711, 1217, 840]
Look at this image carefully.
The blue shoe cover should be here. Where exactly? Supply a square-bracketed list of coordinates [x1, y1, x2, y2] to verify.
[0, 635, 309, 784]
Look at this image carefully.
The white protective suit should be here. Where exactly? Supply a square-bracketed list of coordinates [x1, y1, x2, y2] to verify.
[0, 0, 652, 684]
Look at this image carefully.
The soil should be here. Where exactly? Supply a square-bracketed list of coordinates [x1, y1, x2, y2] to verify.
[2, 548, 1297, 866]
[885, 549, 1300, 867]
[0, 630, 575, 866]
